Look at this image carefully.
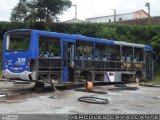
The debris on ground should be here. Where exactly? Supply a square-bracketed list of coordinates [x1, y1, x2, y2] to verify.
[14, 81, 31, 84]
[114, 84, 127, 88]
[49, 96, 57, 99]
[139, 83, 160, 87]
[78, 96, 109, 104]
[49, 90, 62, 99]
[0, 80, 160, 114]
[153, 96, 160, 99]
[108, 87, 138, 91]
[107, 84, 138, 91]
[84, 81, 93, 90]
[0, 90, 7, 98]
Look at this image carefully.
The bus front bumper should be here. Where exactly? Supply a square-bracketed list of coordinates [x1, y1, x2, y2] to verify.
[2, 69, 33, 80]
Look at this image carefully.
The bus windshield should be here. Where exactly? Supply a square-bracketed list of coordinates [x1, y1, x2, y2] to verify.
[6, 31, 31, 50]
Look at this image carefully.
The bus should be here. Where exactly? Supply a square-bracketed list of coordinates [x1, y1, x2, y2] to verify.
[2, 29, 154, 87]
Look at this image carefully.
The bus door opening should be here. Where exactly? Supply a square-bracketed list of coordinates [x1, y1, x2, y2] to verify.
[145, 51, 153, 80]
[63, 41, 75, 82]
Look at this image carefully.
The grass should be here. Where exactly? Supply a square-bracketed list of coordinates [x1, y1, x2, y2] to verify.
[147, 74, 160, 84]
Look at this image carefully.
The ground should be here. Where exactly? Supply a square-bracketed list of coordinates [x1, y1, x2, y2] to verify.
[0, 80, 160, 114]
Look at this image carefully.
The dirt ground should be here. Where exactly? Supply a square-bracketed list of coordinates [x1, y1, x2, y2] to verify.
[0, 80, 159, 114]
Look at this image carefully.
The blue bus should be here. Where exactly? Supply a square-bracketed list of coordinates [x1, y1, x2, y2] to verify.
[2, 29, 154, 87]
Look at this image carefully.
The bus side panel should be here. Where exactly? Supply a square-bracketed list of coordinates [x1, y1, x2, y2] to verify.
[30, 31, 39, 59]
[28, 31, 39, 80]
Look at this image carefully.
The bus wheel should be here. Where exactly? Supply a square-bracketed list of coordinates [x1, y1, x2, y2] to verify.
[135, 71, 143, 82]
[79, 70, 92, 82]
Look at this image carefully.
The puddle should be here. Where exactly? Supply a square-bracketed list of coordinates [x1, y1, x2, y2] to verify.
[107, 92, 121, 96]
[129, 90, 151, 95]
[153, 97, 160, 99]
[108, 87, 138, 91]
[111, 108, 119, 111]
[0, 91, 7, 98]
[54, 106, 73, 114]
[0, 95, 6, 98]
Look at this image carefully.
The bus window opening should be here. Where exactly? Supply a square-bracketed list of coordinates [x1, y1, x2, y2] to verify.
[134, 48, 144, 62]
[109, 45, 120, 61]
[95, 43, 108, 60]
[76, 41, 93, 60]
[6, 32, 30, 50]
[39, 36, 60, 58]
[122, 46, 133, 62]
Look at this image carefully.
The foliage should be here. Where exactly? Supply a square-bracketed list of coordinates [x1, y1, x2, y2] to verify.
[148, 72, 160, 84]
[10, 0, 72, 22]
[151, 34, 160, 54]
[1, 22, 160, 42]
[150, 34, 160, 66]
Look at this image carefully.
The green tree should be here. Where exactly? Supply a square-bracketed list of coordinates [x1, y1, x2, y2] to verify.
[151, 35, 160, 55]
[10, 0, 72, 22]
[10, 0, 28, 22]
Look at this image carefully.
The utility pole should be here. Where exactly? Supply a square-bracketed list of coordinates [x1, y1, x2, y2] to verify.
[72, 4, 77, 19]
[145, 2, 150, 17]
[111, 9, 116, 22]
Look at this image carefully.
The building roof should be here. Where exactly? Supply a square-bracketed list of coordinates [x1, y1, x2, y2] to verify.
[62, 18, 84, 23]
[86, 9, 149, 20]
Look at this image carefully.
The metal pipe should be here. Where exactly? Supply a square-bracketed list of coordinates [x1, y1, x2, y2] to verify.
[72, 4, 77, 19]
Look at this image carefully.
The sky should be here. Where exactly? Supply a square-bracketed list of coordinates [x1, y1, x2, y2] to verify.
[0, 0, 160, 22]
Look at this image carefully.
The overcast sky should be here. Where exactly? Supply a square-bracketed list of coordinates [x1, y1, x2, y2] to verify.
[0, 0, 160, 21]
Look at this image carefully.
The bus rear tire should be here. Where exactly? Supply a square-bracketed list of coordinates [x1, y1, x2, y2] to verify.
[135, 71, 143, 82]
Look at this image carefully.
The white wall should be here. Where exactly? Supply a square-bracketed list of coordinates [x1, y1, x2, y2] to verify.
[86, 13, 135, 23]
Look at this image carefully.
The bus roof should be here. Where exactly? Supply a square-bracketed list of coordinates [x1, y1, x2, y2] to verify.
[6, 29, 113, 44]
[6, 29, 153, 52]
[114, 41, 145, 48]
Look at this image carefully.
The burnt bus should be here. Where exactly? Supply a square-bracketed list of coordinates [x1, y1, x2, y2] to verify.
[2, 29, 154, 86]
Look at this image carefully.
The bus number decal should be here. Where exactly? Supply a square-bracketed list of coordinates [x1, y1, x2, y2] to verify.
[6, 60, 13, 65]
[15, 58, 26, 65]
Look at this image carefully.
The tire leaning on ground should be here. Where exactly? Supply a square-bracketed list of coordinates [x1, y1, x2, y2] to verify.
[139, 83, 160, 87]
[78, 96, 109, 104]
